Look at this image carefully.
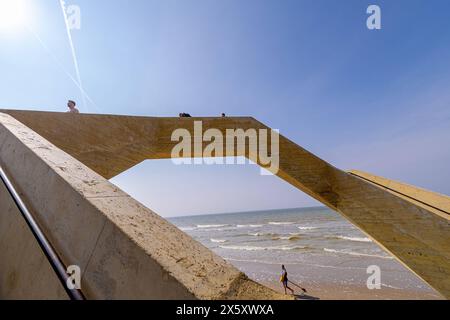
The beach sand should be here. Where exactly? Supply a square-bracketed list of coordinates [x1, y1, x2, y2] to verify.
[231, 260, 443, 300]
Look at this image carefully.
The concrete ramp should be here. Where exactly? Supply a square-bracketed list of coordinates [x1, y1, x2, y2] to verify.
[0, 110, 449, 299]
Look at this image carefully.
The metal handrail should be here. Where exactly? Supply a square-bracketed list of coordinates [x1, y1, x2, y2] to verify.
[0, 165, 85, 300]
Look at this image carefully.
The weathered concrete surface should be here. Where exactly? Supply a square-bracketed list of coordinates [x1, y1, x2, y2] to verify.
[0, 181, 68, 299]
[349, 170, 450, 218]
[0, 110, 449, 299]
[0, 112, 288, 300]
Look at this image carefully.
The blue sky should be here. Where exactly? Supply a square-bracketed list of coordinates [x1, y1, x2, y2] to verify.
[1, 0, 449, 217]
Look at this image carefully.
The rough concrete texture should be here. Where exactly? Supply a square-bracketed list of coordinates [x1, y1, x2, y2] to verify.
[0, 112, 288, 300]
[0, 110, 448, 299]
[349, 170, 450, 218]
[0, 181, 68, 299]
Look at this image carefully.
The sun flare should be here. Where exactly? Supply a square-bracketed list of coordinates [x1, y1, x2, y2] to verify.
[0, 0, 29, 31]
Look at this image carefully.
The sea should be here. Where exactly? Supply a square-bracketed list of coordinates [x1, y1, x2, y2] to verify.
[169, 207, 440, 299]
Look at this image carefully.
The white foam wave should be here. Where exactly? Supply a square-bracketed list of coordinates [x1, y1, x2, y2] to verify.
[248, 232, 264, 237]
[224, 258, 367, 270]
[237, 224, 263, 228]
[210, 239, 228, 243]
[323, 248, 393, 260]
[179, 227, 196, 231]
[272, 235, 301, 241]
[220, 245, 307, 251]
[268, 222, 295, 225]
[336, 236, 372, 243]
[248, 232, 278, 237]
[196, 224, 229, 229]
[298, 226, 318, 231]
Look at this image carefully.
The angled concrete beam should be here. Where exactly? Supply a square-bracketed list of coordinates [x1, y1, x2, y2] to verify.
[1, 110, 449, 299]
[349, 170, 450, 217]
[0, 112, 287, 300]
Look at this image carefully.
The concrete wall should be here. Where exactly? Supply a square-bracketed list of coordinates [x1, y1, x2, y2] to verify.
[0, 181, 67, 299]
[0, 112, 286, 300]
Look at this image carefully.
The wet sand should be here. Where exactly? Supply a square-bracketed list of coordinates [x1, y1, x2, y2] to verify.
[263, 281, 442, 300]
[231, 260, 443, 300]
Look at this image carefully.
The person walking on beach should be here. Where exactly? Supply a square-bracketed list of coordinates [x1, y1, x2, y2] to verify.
[67, 100, 79, 114]
[280, 265, 295, 295]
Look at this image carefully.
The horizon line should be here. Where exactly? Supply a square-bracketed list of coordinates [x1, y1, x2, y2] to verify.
[167, 205, 328, 219]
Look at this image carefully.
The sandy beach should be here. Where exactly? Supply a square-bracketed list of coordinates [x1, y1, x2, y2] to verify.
[170, 207, 444, 300]
[233, 260, 443, 300]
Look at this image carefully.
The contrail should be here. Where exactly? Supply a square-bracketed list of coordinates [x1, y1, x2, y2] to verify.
[27, 25, 100, 111]
[59, 0, 88, 112]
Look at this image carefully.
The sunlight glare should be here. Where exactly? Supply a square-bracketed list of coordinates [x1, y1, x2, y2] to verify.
[0, 0, 29, 31]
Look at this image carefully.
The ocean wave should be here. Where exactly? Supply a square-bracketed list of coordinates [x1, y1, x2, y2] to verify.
[248, 232, 264, 237]
[248, 232, 279, 237]
[224, 258, 367, 270]
[179, 227, 196, 231]
[323, 248, 393, 260]
[268, 222, 295, 225]
[335, 236, 372, 243]
[297, 226, 318, 231]
[196, 224, 229, 229]
[224, 257, 288, 265]
[285, 236, 301, 241]
[237, 224, 264, 228]
[210, 239, 228, 243]
[220, 245, 308, 251]
[272, 236, 301, 241]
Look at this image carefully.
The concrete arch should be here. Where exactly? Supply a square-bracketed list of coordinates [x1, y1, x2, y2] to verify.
[0, 110, 449, 299]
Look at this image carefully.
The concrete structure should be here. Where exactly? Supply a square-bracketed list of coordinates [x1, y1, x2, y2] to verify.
[0, 110, 449, 299]
[0, 111, 288, 300]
